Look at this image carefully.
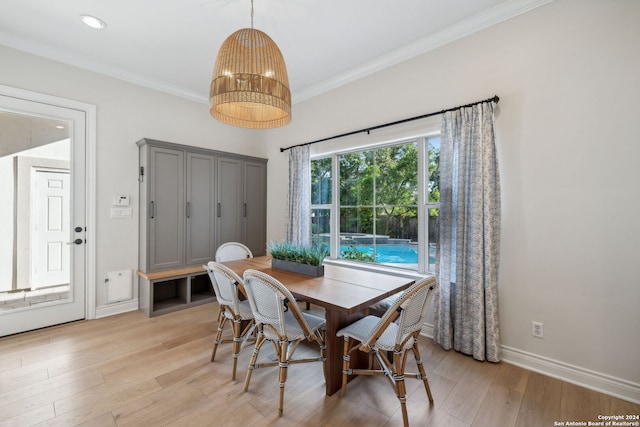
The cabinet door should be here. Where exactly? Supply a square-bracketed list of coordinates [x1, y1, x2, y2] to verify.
[148, 147, 184, 270]
[243, 160, 267, 256]
[186, 152, 215, 265]
[216, 156, 243, 247]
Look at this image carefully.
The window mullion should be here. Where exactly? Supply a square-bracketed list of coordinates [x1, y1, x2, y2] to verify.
[372, 150, 377, 249]
[330, 153, 340, 259]
[417, 137, 427, 274]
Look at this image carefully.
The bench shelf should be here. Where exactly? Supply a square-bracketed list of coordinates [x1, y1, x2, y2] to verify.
[137, 266, 215, 317]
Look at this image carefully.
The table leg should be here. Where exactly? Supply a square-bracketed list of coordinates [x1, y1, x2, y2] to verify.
[323, 309, 365, 396]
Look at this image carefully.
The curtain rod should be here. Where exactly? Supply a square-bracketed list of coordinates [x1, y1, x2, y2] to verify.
[280, 95, 499, 152]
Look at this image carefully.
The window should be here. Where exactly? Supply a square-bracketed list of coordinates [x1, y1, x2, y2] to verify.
[311, 136, 440, 273]
[311, 157, 332, 246]
[426, 137, 440, 272]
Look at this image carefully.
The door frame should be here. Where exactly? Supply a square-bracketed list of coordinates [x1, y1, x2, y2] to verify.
[1, 84, 97, 320]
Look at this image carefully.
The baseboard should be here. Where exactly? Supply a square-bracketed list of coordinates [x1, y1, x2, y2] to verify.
[421, 323, 435, 339]
[95, 299, 139, 318]
[502, 346, 640, 404]
[420, 325, 640, 404]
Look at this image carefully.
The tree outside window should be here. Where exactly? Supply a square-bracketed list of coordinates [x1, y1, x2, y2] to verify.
[311, 136, 439, 273]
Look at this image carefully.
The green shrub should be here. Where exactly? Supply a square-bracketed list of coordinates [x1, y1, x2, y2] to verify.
[268, 241, 329, 266]
[341, 245, 376, 262]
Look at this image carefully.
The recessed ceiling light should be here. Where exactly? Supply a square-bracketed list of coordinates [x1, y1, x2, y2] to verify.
[80, 15, 107, 30]
[55, 125, 65, 129]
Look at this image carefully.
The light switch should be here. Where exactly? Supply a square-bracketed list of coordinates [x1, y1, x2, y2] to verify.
[113, 195, 130, 206]
[111, 207, 132, 219]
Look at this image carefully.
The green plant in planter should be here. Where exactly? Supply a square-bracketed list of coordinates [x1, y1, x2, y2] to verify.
[269, 241, 329, 266]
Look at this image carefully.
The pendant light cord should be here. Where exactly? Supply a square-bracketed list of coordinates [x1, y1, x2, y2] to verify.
[250, 0, 254, 29]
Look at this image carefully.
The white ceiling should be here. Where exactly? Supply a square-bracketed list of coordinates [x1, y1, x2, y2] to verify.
[0, 0, 551, 104]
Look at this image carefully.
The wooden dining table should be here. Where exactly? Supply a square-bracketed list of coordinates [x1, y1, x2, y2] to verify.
[220, 256, 418, 396]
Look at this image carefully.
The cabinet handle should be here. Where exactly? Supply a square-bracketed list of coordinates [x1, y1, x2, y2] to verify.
[186, 202, 191, 218]
[217, 202, 221, 218]
[150, 201, 155, 219]
[243, 203, 247, 217]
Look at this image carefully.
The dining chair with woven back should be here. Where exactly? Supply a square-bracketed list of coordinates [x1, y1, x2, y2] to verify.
[336, 276, 438, 427]
[214, 242, 253, 262]
[204, 261, 255, 380]
[242, 269, 327, 417]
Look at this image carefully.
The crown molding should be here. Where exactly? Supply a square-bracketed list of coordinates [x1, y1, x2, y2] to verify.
[293, 0, 555, 103]
[0, 31, 209, 104]
[1, 0, 554, 106]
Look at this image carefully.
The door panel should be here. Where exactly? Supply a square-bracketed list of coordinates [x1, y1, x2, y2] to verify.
[148, 147, 184, 271]
[32, 170, 71, 289]
[216, 157, 243, 247]
[0, 90, 87, 337]
[186, 152, 215, 265]
[243, 161, 267, 256]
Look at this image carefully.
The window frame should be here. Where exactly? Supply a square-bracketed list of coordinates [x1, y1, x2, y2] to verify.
[311, 134, 440, 275]
[310, 155, 333, 250]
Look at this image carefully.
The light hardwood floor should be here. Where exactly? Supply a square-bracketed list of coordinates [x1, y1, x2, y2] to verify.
[0, 303, 638, 426]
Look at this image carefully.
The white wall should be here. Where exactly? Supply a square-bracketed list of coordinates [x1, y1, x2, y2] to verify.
[0, 44, 263, 309]
[262, 0, 640, 399]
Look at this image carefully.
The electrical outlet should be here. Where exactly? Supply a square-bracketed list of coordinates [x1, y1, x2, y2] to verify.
[532, 321, 544, 338]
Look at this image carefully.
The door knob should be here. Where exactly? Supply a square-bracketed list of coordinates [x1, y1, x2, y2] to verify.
[67, 238, 84, 245]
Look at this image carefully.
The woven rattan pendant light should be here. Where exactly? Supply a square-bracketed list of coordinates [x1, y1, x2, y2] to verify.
[210, 0, 291, 129]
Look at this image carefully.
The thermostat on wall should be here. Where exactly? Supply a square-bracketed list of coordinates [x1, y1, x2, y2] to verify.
[113, 195, 130, 206]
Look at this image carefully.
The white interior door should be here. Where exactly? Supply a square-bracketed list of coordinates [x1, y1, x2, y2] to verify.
[32, 169, 71, 290]
[0, 86, 93, 336]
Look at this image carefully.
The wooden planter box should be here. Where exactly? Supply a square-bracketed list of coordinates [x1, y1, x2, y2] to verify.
[271, 259, 324, 277]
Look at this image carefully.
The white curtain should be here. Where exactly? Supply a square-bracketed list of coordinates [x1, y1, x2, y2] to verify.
[434, 101, 502, 362]
[286, 145, 311, 246]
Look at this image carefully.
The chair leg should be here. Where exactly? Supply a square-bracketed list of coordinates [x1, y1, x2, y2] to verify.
[240, 321, 256, 351]
[277, 339, 289, 417]
[231, 318, 242, 380]
[319, 329, 327, 381]
[339, 337, 350, 397]
[399, 396, 410, 427]
[412, 341, 434, 403]
[244, 329, 266, 392]
[211, 310, 227, 362]
[393, 351, 410, 427]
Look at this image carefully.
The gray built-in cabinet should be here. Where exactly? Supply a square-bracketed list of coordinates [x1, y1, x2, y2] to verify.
[217, 156, 268, 258]
[137, 138, 267, 316]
